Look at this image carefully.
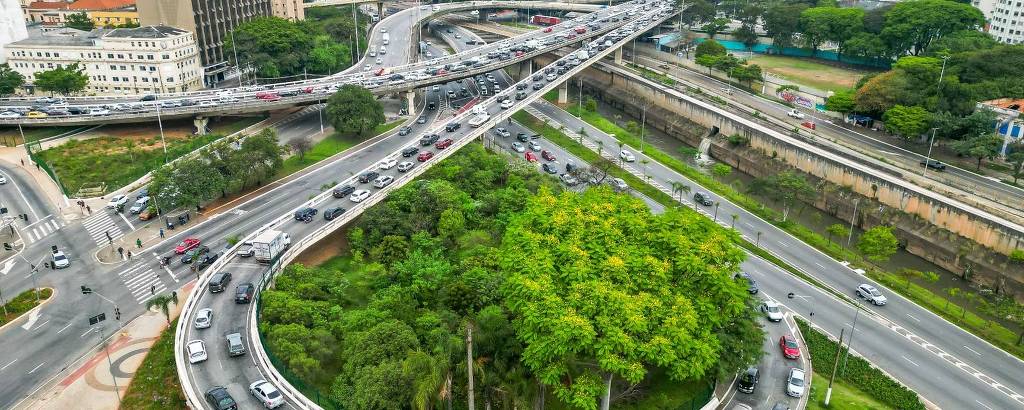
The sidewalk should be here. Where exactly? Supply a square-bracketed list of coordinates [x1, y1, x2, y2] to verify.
[0, 147, 83, 221]
[21, 281, 193, 410]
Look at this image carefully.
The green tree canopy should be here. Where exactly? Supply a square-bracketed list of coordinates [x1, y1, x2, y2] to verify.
[226, 17, 316, 78]
[326, 84, 385, 136]
[882, 105, 931, 139]
[0, 64, 25, 96]
[858, 225, 899, 262]
[34, 62, 88, 95]
[763, 3, 807, 50]
[951, 133, 1004, 170]
[824, 90, 856, 115]
[679, 0, 716, 27]
[500, 188, 754, 409]
[64, 12, 95, 31]
[881, 0, 985, 56]
[749, 170, 817, 221]
[695, 39, 727, 58]
[798, 7, 864, 57]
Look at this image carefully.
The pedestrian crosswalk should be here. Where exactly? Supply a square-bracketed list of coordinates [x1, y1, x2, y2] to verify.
[19, 217, 64, 244]
[81, 212, 124, 246]
[117, 261, 172, 304]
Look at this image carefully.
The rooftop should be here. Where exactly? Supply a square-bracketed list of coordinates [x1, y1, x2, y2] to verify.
[9, 25, 187, 48]
[105, 25, 188, 39]
[27, 0, 136, 10]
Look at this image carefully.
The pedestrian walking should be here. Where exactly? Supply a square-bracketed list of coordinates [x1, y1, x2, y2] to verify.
[20, 159, 24, 166]
[117, 247, 124, 258]
[127, 250, 132, 260]
[105, 231, 111, 241]
[136, 238, 142, 248]
[35, 163, 39, 171]
[150, 285, 155, 295]
[86, 205, 91, 214]
[159, 228, 164, 238]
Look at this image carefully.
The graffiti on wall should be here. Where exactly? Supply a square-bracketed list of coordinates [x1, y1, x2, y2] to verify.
[777, 89, 814, 109]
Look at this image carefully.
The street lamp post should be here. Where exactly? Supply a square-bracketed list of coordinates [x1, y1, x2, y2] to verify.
[640, 103, 648, 152]
[840, 302, 862, 376]
[155, 103, 168, 163]
[577, 77, 583, 118]
[846, 199, 859, 247]
[824, 328, 846, 406]
[921, 127, 938, 177]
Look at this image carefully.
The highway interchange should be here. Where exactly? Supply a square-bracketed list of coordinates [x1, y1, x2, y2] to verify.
[0, 1, 1022, 409]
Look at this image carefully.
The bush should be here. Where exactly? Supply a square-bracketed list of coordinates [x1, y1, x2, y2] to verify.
[727, 133, 750, 147]
[0, 288, 52, 326]
[797, 319, 924, 410]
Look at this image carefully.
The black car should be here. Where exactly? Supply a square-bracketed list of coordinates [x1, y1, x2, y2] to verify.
[532, 83, 544, 90]
[738, 272, 758, 294]
[693, 192, 713, 206]
[427, 101, 437, 110]
[541, 163, 559, 174]
[196, 252, 221, 270]
[516, 83, 528, 90]
[445, 122, 461, 132]
[294, 207, 317, 220]
[920, 159, 946, 171]
[140, 94, 157, 102]
[532, 73, 544, 81]
[324, 207, 346, 220]
[235, 282, 256, 303]
[402, 146, 420, 157]
[332, 185, 355, 198]
[181, 245, 210, 264]
[517, 133, 530, 142]
[738, 367, 759, 393]
[544, 66, 555, 74]
[516, 91, 527, 100]
[358, 171, 380, 183]
[205, 386, 238, 410]
[420, 134, 439, 146]
[556, 60, 566, 67]
[398, 126, 412, 136]
[208, 272, 232, 293]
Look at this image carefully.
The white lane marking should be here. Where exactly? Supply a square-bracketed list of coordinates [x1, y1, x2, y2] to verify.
[49, 219, 60, 231]
[778, 241, 789, 248]
[164, 265, 179, 283]
[1, 171, 39, 220]
[902, 356, 919, 367]
[964, 345, 982, 356]
[56, 322, 73, 334]
[34, 319, 50, 330]
[20, 309, 41, 330]
[27, 362, 44, 374]
[976, 400, 994, 410]
[0, 359, 17, 371]
[815, 262, 826, 269]
[22, 215, 53, 229]
[79, 328, 93, 338]
[118, 213, 136, 230]
[0, 259, 14, 275]
[844, 323, 862, 333]
[906, 313, 920, 322]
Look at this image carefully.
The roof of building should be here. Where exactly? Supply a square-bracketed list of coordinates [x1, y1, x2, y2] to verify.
[981, 98, 1024, 113]
[27, 1, 70, 10]
[27, 0, 136, 11]
[105, 25, 188, 39]
[9, 27, 109, 47]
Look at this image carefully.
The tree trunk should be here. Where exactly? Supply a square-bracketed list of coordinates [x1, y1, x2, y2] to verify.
[977, 157, 983, 171]
[599, 373, 612, 410]
[466, 323, 475, 410]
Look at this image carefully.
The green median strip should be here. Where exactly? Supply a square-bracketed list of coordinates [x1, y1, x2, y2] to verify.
[0, 288, 52, 327]
[275, 119, 404, 178]
[120, 319, 187, 410]
[542, 95, 1024, 360]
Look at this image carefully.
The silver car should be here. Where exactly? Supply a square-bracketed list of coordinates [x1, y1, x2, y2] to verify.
[511, 142, 526, 152]
[194, 308, 213, 329]
[786, 368, 806, 397]
[856, 284, 887, 306]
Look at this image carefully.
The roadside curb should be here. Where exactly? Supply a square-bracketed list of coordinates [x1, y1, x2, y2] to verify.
[0, 287, 56, 334]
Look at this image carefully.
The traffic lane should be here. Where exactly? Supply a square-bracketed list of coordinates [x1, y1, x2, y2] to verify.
[727, 312, 795, 410]
[0, 162, 53, 222]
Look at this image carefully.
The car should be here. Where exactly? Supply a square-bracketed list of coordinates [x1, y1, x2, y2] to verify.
[420, 134, 440, 146]
[0, 111, 21, 118]
[373, 175, 395, 188]
[494, 127, 511, 138]
[738, 272, 758, 294]
[779, 335, 801, 359]
[619, 150, 636, 162]
[209, 271, 232, 292]
[364, 64, 372, 71]
[517, 132, 530, 142]
[856, 283, 887, 305]
[137, 189, 149, 198]
[205, 386, 238, 410]
[324, 207, 346, 221]
[375, 57, 383, 64]
[525, 151, 538, 162]
[181, 245, 210, 264]
[500, 99, 514, 109]
[528, 141, 542, 151]
[541, 163, 559, 174]
[194, 308, 213, 329]
[445, 122, 461, 132]
[235, 282, 256, 303]
[435, 138, 454, 149]
[559, 173, 579, 186]
[196, 252, 220, 270]
[693, 191, 713, 206]
[107, 194, 129, 209]
[609, 177, 628, 191]
[174, 238, 201, 254]
[249, 380, 285, 409]
[532, 73, 544, 81]
[541, 150, 556, 161]
[786, 109, 805, 119]
[398, 126, 412, 136]
[0, 175, 6, 184]
[544, 27, 553, 33]
[186, 340, 208, 364]
[418, 151, 434, 162]
[545, 73, 557, 81]
[533, 83, 544, 90]
[349, 189, 371, 203]
[358, 171, 380, 183]
[294, 207, 317, 221]
[397, 161, 414, 172]
[919, 159, 946, 171]
[760, 300, 784, 322]
[417, 116, 427, 124]
[333, 185, 356, 198]
[511, 142, 526, 152]
[129, 196, 150, 214]
[378, 158, 398, 170]
[737, 367, 759, 393]
[226, 332, 247, 356]
[786, 368, 806, 397]
[51, 249, 70, 269]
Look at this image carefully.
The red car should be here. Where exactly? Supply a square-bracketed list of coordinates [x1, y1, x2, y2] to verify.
[543, 27, 553, 33]
[779, 335, 801, 359]
[515, 51, 524, 57]
[175, 238, 201, 254]
[435, 138, 453, 150]
[574, 27, 586, 34]
[566, 33, 577, 40]
[525, 152, 538, 162]
[417, 151, 434, 162]
[541, 150, 556, 161]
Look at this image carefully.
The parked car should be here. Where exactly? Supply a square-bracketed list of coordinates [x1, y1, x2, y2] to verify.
[235, 283, 255, 303]
[541, 150, 556, 161]
[779, 335, 801, 359]
[187, 340, 208, 364]
[760, 300, 784, 322]
[693, 192, 713, 206]
[249, 380, 285, 409]
[511, 142, 526, 152]
[785, 368, 806, 397]
[525, 151, 538, 162]
[559, 173, 579, 186]
[738, 272, 758, 294]
[609, 178, 628, 191]
[494, 127, 511, 138]
[194, 308, 213, 329]
[324, 207, 346, 221]
[226, 332, 247, 356]
[333, 185, 356, 198]
[208, 271, 232, 293]
[528, 141, 541, 151]
[398, 161, 415, 172]
[349, 189, 371, 203]
[205, 386, 238, 410]
[541, 163, 559, 174]
[737, 367, 759, 393]
[856, 283, 887, 305]
[174, 238, 201, 254]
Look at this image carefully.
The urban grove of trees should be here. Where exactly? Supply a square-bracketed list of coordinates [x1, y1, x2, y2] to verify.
[261, 145, 764, 410]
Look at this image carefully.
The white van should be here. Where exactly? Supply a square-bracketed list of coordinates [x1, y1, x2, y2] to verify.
[468, 113, 490, 128]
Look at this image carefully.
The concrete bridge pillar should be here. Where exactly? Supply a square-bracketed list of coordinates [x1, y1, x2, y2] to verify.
[521, 59, 532, 78]
[404, 91, 415, 114]
[558, 81, 568, 104]
[193, 116, 209, 135]
[377, 2, 384, 20]
[614, 47, 623, 65]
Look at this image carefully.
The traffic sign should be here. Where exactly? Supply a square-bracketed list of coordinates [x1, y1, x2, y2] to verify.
[88, 313, 106, 325]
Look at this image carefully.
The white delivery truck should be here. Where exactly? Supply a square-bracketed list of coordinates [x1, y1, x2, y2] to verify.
[252, 229, 292, 264]
[468, 113, 490, 127]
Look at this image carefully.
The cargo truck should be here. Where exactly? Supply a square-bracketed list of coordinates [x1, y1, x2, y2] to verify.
[531, 15, 561, 26]
[252, 229, 291, 263]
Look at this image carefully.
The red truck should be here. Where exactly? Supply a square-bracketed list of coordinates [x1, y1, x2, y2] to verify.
[531, 15, 561, 26]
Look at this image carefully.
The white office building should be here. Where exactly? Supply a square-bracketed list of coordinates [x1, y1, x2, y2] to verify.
[5, 25, 203, 95]
[976, 0, 1024, 43]
[0, 0, 29, 63]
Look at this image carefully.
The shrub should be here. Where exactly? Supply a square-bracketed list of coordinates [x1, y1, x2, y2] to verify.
[727, 133, 750, 147]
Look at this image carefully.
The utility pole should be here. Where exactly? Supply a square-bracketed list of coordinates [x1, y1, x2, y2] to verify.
[846, 199, 859, 247]
[155, 103, 167, 163]
[825, 328, 846, 406]
[841, 303, 862, 376]
[921, 127, 938, 176]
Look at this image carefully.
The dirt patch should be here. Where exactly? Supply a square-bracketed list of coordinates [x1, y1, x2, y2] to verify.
[747, 55, 875, 92]
[292, 227, 349, 266]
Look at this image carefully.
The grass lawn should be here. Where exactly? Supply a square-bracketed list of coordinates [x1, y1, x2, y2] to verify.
[0, 126, 86, 146]
[275, 119, 403, 178]
[120, 319, 186, 410]
[807, 373, 893, 410]
[746, 55, 874, 93]
[0, 288, 53, 327]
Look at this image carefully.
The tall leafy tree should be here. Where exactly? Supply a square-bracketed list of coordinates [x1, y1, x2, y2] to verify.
[34, 62, 88, 95]
[173, 157, 226, 211]
[763, 3, 807, 51]
[308, 35, 350, 74]
[500, 188, 752, 409]
[228, 129, 285, 187]
[951, 134, 1004, 170]
[0, 64, 25, 96]
[226, 17, 315, 78]
[882, 105, 931, 140]
[733, 26, 760, 51]
[64, 12, 95, 31]
[695, 39, 727, 59]
[799, 7, 865, 57]
[326, 84, 385, 136]
[881, 0, 985, 56]
[702, 18, 731, 39]
[749, 170, 817, 221]
[679, 0, 716, 27]
[728, 63, 763, 86]
[858, 225, 899, 262]
[824, 90, 856, 116]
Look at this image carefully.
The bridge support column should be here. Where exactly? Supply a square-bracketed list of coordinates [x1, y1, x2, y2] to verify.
[614, 47, 623, 65]
[521, 59, 532, 78]
[377, 2, 384, 19]
[558, 81, 568, 104]
[404, 91, 415, 115]
[193, 116, 209, 135]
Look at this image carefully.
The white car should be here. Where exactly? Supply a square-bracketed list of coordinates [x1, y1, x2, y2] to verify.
[349, 189, 371, 203]
[856, 284, 887, 306]
[511, 142, 526, 152]
[186, 340, 208, 364]
[500, 99, 514, 109]
[373, 175, 395, 188]
[380, 27, 388, 33]
[0, 175, 6, 184]
[619, 150, 636, 162]
[364, 64, 372, 71]
[129, 196, 150, 214]
[785, 368, 806, 397]
[194, 308, 213, 329]
[378, 158, 397, 170]
[786, 109, 805, 119]
[88, 109, 111, 116]
[51, 250, 70, 269]
[375, 57, 383, 65]
[760, 300, 783, 322]
[0, 111, 21, 118]
[249, 380, 285, 409]
[107, 194, 129, 208]
[528, 141, 541, 151]
[397, 161, 414, 172]
[432, 85, 440, 92]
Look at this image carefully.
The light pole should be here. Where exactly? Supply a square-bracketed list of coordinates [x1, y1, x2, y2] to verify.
[155, 103, 168, 163]
[640, 102, 649, 152]
[230, 29, 243, 86]
[921, 127, 937, 177]
[846, 199, 859, 247]
[713, 202, 720, 222]
[840, 302, 863, 376]
[824, 328, 846, 406]
[577, 77, 583, 117]
[318, 98, 325, 134]
[17, 254, 47, 301]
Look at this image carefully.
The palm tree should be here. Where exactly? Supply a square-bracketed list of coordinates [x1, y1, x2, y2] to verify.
[731, 213, 739, 229]
[146, 293, 178, 323]
[596, 140, 604, 157]
[404, 351, 447, 410]
[670, 182, 684, 203]
[680, 184, 692, 207]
